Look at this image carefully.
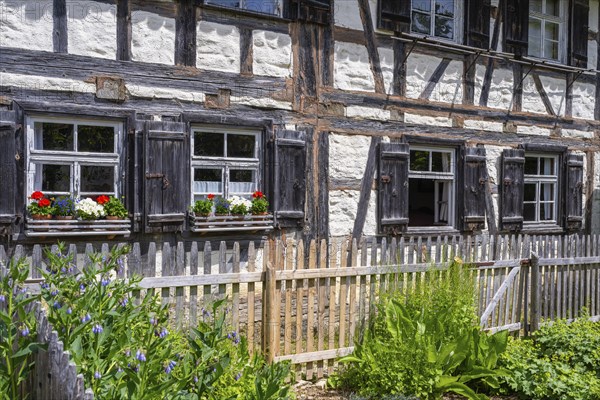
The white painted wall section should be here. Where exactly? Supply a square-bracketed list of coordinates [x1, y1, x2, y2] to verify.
[572, 82, 595, 120]
[329, 134, 371, 181]
[486, 68, 515, 111]
[334, 0, 362, 30]
[0, 1, 53, 52]
[405, 53, 463, 104]
[197, 21, 240, 73]
[538, 75, 566, 116]
[131, 11, 175, 65]
[329, 190, 378, 236]
[67, 1, 117, 59]
[379, 47, 394, 94]
[334, 42, 375, 92]
[253, 30, 292, 77]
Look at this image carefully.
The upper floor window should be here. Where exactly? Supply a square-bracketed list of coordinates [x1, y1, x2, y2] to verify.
[528, 0, 567, 62]
[523, 154, 558, 224]
[191, 127, 262, 202]
[411, 0, 458, 40]
[25, 117, 122, 199]
[204, 0, 282, 16]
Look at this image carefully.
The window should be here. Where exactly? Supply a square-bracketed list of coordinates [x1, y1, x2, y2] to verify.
[191, 127, 261, 202]
[408, 147, 455, 228]
[204, 0, 282, 16]
[523, 154, 558, 224]
[25, 117, 122, 199]
[528, 0, 566, 62]
[411, 0, 462, 41]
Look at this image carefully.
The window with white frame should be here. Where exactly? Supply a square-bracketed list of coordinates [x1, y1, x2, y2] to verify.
[411, 0, 462, 42]
[204, 0, 282, 15]
[191, 127, 261, 202]
[26, 117, 122, 199]
[528, 0, 566, 62]
[408, 147, 455, 227]
[523, 154, 558, 223]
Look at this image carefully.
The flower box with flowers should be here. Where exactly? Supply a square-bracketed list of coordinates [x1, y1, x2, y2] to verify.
[189, 193, 273, 234]
[25, 193, 131, 237]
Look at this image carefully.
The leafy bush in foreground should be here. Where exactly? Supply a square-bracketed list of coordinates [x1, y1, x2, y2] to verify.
[334, 259, 508, 400]
[499, 315, 600, 400]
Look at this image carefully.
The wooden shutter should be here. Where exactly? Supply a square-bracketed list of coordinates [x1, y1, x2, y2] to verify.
[466, 0, 491, 49]
[503, 0, 529, 57]
[378, 0, 411, 32]
[0, 121, 16, 233]
[463, 147, 487, 231]
[143, 120, 189, 233]
[272, 129, 307, 228]
[378, 142, 409, 234]
[565, 153, 584, 231]
[501, 149, 525, 231]
[570, 0, 589, 68]
[288, 0, 331, 24]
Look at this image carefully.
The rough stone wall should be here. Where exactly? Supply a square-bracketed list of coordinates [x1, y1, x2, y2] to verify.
[67, 0, 117, 59]
[131, 11, 175, 65]
[252, 30, 293, 77]
[0, 0, 54, 51]
[197, 21, 240, 73]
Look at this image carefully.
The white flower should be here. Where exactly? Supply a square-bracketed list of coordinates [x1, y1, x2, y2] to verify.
[75, 198, 106, 219]
[228, 196, 251, 208]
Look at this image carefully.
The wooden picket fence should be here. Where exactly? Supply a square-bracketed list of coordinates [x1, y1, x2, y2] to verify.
[1, 233, 600, 386]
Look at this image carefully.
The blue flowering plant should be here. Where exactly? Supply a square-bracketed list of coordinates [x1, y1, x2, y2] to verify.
[0, 257, 44, 400]
[214, 196, 230, 215]
[52, 196, 76, 217]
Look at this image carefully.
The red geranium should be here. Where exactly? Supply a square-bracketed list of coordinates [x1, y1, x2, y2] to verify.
[96, 195, 110, 205]
[207, 194, 215, 201]
[38, 198, 51, 207]
[252, 191, 264, 199]
[31, 191, 44, 200]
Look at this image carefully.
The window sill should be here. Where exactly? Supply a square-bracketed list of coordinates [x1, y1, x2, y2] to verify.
[25, 218, 131, 237]
[405, 227, 461, 236]
[189, 213, 274, 234]
[521, 224, 564, 235]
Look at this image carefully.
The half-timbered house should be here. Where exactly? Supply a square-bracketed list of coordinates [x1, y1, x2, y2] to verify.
[1, 0, 599, 249]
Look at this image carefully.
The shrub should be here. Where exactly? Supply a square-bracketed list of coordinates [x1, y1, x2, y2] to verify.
[102, 196, 128, 218]
[499, 314, 600, 400]
[192, 195, 214, 216]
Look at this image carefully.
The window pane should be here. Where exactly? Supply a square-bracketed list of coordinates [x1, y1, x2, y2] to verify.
[245, 0, 278, 14]
[540, 183, 554, 201]
[528, 19, 542, 57]
[194, 132, 225, 157]
[524, 183, 537, 202]
[524, 203, 536, 221]
[227, 134, 256, 158]
[545, 22, 559, 41]
[435, 0, 453, 17]
[412, 12, 431, 34]
[434, 16, 454, 39]
[194, 169, 223, 194]
[545, 0, 559, 16]
[410, 150, 429, 171]
[544, 40, 559, 60]
[40, 164, 71, 192]
[530, 0, 542, 12]
[524, 157, 538, 175]
[412, 0, 431, 12]
[431, 152, 452, 172]
[230, 169, 255, 194]
[38, 122, 74, 151]
[206, 0, 239, 7]
[539, 157, 555, 175]
[78, 125, 115, 153]
[80, 165, 114, 193]
[540, 202, 554, 220]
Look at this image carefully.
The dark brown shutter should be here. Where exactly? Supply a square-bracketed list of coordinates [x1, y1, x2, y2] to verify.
[466, 0, 491, 49]
[143, 120, 189, 233]
[501, 149, 525, 231]
[378, 142, 409, 234]
[377, 0, 411, 32]
[288, 0, 331, 24]
[503, 0, 529, 57]
[0, 120, 16, 234]
[570, 0, 589, 67]
[272, 129, 307, 228]
[565, 153, 584, 231]
[463, 147, 487, 231]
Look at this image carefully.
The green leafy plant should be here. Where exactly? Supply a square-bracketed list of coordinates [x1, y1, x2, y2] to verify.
[26, 191, 53, 216]
[192, 194, 214, 216]
[214, 196, 230, 215]
[250, 192, 269, 215]
[52, 196, 76, 217]
[0, 258, 44, 400]
[102, 196, 128, 219]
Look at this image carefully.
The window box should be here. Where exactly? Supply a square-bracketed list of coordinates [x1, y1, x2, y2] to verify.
[189, 213, 274, 234]
[25, 218, 131, 237]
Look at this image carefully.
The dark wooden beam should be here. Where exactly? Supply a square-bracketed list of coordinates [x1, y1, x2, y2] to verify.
[53, 0, 68, 53]
[320, 15, 334, 87]
[175, 0, 197, 67]
[479, 3, 503, 106]
[240, 28, 253, 76]
[595, 5, 600, 121]
[352, 136, 381, 241]
[419, 58, 451, 100]
[303, 126, 317, 243]
[511, 63, 523, 113]
[463, 54, 477, 105]
[531, 72, 557, 116]
[117, 0, 132, 61]
[565, 73, 573, 117]
[357, 0, 385, 94]
[393, 40, 407, 96]
[317, 131, 329, 239]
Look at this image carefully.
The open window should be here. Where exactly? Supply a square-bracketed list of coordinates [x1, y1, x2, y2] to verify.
[203, 0, 283, 16]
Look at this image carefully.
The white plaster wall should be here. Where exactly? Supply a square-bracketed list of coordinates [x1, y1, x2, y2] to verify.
[484, 145, 505, 231]
[572, 82, 596, 120]
[197, 21, 240, 73]
[334, 42, 375, 92]
[67, 0, 117, 59]
[230, 96, 293, 110]
[521, 76, 547, 115]
[0, 1, 53, 51]
[253, 30, 292, 77]
[486, 68, 515, 111]
[329, 190, 378, 237]
[592, 152, 600, 233]
[562, 128, 594, 139]
[379, 47, 394, 94]
[131, 10, 175, 65]
[329, 134, 371, 181]
[334, 0, 362, 30]
[538, 75, 566, 116]
[463, 119, 504, 133]
[128, 84, 205, 103]
[405, 53, 463, 104]
[516, 125, 551, 136]
[346, 105, 391, 120]
[404, 113, 453, 127]
[0, 72, 96, 93]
